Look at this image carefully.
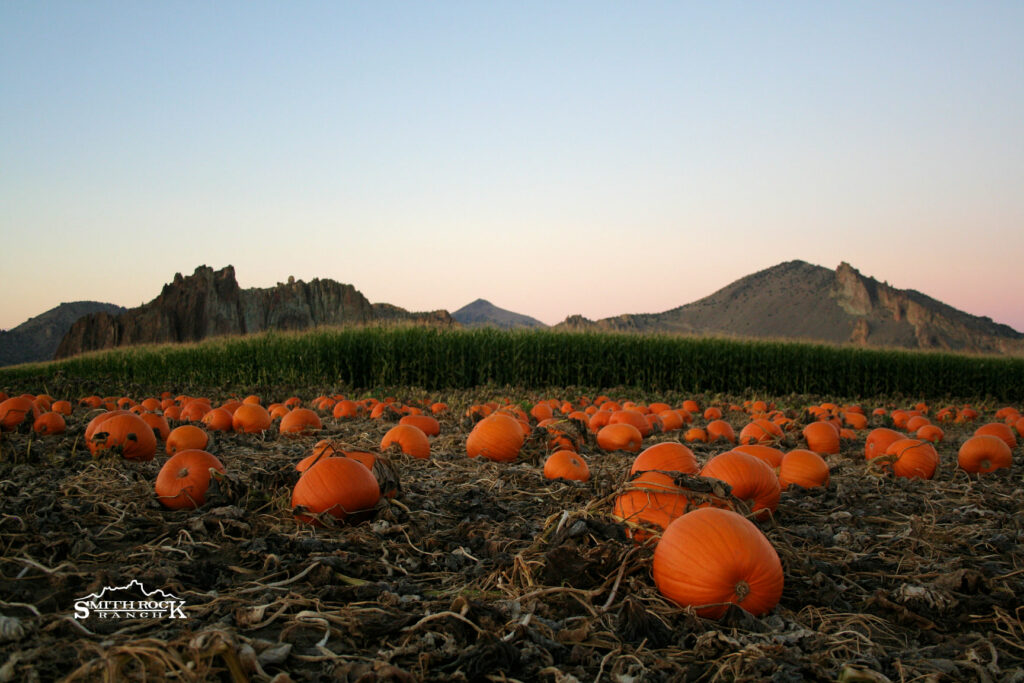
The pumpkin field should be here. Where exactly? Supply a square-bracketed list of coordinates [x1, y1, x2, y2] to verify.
[0, 329, 1022, 681]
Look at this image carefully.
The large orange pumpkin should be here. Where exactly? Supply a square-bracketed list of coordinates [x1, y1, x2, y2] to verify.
[155, 449, 226, 510]
[778, 449, 829, 490]
[88, 413, 158, 461]
[958, 435, 1012, 474]
[166, 425, 209, 455]
[884, 439, 939, 479]
[381, 424, 431, 459]
[738, 419, 783, 445]
[399, 414, 441, 437]
[700, 451, 780, 520]
[33, 412, 66, 435]
[629, 442, 698, 476]
[291, 456, 380, 524]
[596, 423, 644, 453]
[706, 419, 736, 444]
[653, 507, 784, 619]
[279, 408, 323, 435]
[0, 396, 41, 432]
[232, 404, 272, 433]
[973, 422, 1017, 449]
[543, 450, 590, 482]
[732, 444, 784, 469]
[802, 421, 840, 455]
[613, 471, 698, 538]
[865, 428, 903, 460]
[609, 410, 652, 437]
[466, 413, 524, 462]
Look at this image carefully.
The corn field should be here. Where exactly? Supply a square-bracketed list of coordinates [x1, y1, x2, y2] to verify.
[2, 326, 1022, 399]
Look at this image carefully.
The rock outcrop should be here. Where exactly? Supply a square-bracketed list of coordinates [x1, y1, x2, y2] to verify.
[0, 302, 127, 366]
[554, 260, 1024, 354]
[55, 266, 455, 359]
[452, 299, 548, 329]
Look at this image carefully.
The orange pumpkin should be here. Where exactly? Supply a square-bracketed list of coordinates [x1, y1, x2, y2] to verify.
[155, 449, 226, 510]
[166, 425, 209, 455]
[732, 444, 784, 469]
[706, 420, 736, 444]
[958, 435, 1012, 474]
[279, 408, 323, 435]
[609, 410, 652, 437]
[778, 449, 829, 490]
[629, 442, 698, 476]
[291, 456, 380, 524]
[738, 419, 783, 445]
[543, 450, 590, 482]
[32, 412, 66, 435]
[139, 412, 171, 441]
[51, 400, 73, 416]
[399, 414, 440, 437]
[653, 507, 784, 619]
[915, 424, 944, 443]
[466, 413, 524, 462]
[201, 408, 234, 432]
[613, 471, 699, 538]
[974, 422, 1017, 449]
[381, 424, 431, 459]
[700, 451, 780, 520]
[683, 427, 708, 443]
[88, 413, 158, 461]
[802, 421, 839, 455]
[884, 439, 939, 479]
[843, 411, 868, 430]
[232, 404, 272, 433]
[0, 396, 41, 432]
[596, 423, 643, 453]
[864, 428, 903, 460]
[333, 399, 361, 419]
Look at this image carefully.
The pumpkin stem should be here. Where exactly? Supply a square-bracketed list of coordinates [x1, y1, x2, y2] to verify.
[734, 580, 751, 602]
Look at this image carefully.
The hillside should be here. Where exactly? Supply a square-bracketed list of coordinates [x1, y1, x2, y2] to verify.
[0, 302, 127, 366]
[452, 299, 547, 329]
[55, 266, 454, 359]
[555, 261, 1024, 354]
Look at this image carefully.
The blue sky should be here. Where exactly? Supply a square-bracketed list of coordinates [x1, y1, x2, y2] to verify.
[3, 2, 1023, 331]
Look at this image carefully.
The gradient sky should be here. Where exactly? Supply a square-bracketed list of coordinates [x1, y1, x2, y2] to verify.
[3, 2, 1023, 332]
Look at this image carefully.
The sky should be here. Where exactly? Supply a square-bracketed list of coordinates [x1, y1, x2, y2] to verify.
[2, 2, 1023, 331]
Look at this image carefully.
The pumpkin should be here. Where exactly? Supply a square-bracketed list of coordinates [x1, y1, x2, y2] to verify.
[530, 402, 554, 422]
[33, 411, 66, 435]
[884, 439, 939, 479]
[179, 400, 212, 422]
[738, 419, 783, 445]
[905, 415, 931, 433]
[466, 413, 524, 462]
[703, 407, 723, 420]
[683, 427, 708, 443]
[232, 403, 272, 433]
[201, 408, 234, 432]
[732, 444, 784, 469]
[587, 410, 613, 432]
[700, 451, 780, 520]
[166, 425, 209, 455]
[958, 435, 1012, 474]
[291, 456, 380, 524]
[629, 442, 699, 476]
[915, 424, 944, 443]
[155, 449, 226, 510]
[653, 507, 784, 619]
[705, 419, 736, 444]
[88, 413, 158, 461]
[332, 399, 360, 418]
[381, 424, 430, 459]
[864, 428, 903, 460]
[84, 409, 130, 444]
[52, 400, 73, 416]
[399, 414, 440, 437]
[0, 396, 41, 432]
[802, 421, 839, 454]
[778, 449, 829, 490]
[609, 410, 652, 437]
[596, 423, 643, 453]
[973, 422, 1017, 449]
[843, 411, 868, 429]
[657, 410, 685, 432]
[139, 412, 171, 441]
[613, 471, 699, 538]
[430, 402, 448, 415]
[279, 408, 323, 435]
[543, 450, 590, 482]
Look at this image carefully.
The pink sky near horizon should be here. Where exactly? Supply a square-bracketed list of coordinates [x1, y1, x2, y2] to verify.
[2, 3, 1022, 334]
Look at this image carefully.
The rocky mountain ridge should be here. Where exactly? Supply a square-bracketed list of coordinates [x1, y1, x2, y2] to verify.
[0, 302, 127, 366]
[452, 299, 547, 329]
[555, 261, 1023, 354]
[54, 266, 454, 359]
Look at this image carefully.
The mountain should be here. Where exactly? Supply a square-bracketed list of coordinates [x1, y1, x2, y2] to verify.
[452, 299, 547, 329]
[0, 301, 127, 366]
[55, 265, 454, 359]
[555, 260, 1024, 354]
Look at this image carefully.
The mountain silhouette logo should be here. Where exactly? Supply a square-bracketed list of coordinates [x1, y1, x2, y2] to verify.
[73, 579, 187, 620]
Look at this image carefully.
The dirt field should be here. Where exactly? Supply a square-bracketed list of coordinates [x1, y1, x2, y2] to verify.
[0, 389, 1021, 682]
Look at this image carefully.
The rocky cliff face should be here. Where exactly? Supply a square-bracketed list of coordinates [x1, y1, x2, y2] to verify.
[55, 266, 455, 359]
[555, 260, 1024, 354]
[0, 301, 127, 366]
